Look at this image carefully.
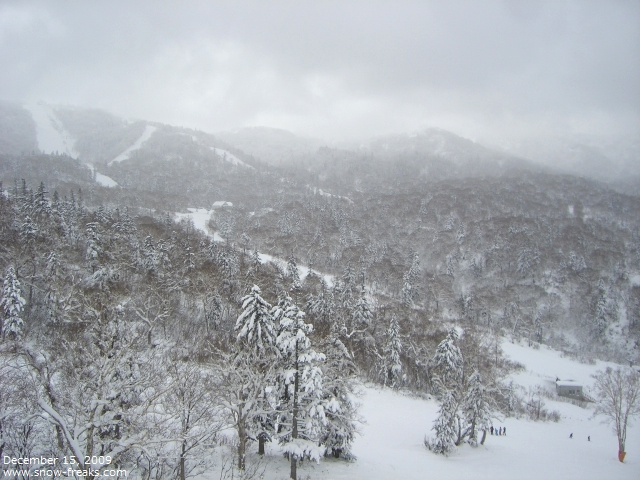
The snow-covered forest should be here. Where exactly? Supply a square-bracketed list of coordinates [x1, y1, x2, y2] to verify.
[0, 99, 639, 479]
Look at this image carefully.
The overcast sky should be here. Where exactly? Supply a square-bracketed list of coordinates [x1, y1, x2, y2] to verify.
[1, 0, 638, 142]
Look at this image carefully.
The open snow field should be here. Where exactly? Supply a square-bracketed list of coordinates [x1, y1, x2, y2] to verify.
[205, 340, 639, 480]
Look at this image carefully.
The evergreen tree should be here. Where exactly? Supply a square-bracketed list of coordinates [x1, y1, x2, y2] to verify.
[343, 286, 373, 359]
[319, 335, 359, 459]
[1, 266, 25, 340]
[402, 252, 420, 307]
[427, 328, 466, 452]
[352, 287, 372, 327]
[432, 328, 463, 388]
[306, 278, 335, 328]
[85, 222, 102, 272]
[235, 285, 276, 352]
[339, 264, 357, 309]
[33, 182, 50, 219]
[287, 253, 302, 292]
[592, 279, 614, 338]
[382, 315, 403, 387]
[20, 215, 38, 250]
[461, 371, 494, 446]
[141, 235, 158, 274]
[44, 251, 61, 323]
[426, 387, 459, 455]
[273, 295, 326, 480]
[250, 249, 262, 273]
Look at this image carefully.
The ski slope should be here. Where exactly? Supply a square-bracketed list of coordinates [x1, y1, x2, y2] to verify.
[174, 208, 333, 285]
[108, 125, 157, 165]
[203, 340, 639, 480]
[211, 147, 254, 168]
[24, 103, 79, 158]
[174, 208, 224, 242]
[85, 163, 118, 187]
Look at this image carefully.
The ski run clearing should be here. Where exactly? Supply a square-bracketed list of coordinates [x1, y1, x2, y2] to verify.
[200, 340, 639, 480]
[174, 208, 334, 286]
[211, 146, 254, 168]
[108, 125, 157, 165]
[85, 163, 118, 188]
[174, 205, 640, 479]
[24, 103, 79, 158]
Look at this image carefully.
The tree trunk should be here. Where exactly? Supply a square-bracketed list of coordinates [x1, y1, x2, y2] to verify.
[238, 406, 246, 470]
[290, 353, 299, 480]
[180, 439, 187, 480]
[258, 436, 265, 455]
[480, 429, 487, 445]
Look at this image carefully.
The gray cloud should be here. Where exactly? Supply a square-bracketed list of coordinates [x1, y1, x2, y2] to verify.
[1, 0, 638, 142]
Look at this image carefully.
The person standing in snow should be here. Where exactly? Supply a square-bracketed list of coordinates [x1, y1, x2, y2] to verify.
[569, 433, 573, 438]
[490, 426, 494, 435]
[503, 427, 506, 436]
[588, 436, 590, 441]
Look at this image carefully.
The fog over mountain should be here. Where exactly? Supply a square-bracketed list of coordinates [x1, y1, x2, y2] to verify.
[1, 1, 638, 158]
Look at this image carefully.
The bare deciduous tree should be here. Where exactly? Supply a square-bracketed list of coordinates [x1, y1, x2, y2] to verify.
[592, 367, 640, 460]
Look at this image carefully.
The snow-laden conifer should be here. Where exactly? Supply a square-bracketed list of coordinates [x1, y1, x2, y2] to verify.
[235, 285, 275, 352]
[352, 286, 373, 329]
[306, 277, 335, 327]
[382, 315, 403, 387]
[426, 386, 459, 455]
[273, 295, 326, 479]
[20, 215, 38, 249]
[461, 371, 494, 446]
[85, 221, 102, 272]
[1, 266, 25, 340]
[250, 249, 261, 273]
[319, 334, 360, 459]
[287, 253, 302, 291]
[433, 328, 463, 387]
[402, 252, 420, 307]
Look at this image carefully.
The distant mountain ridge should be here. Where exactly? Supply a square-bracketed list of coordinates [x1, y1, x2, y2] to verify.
[215, 126, 326, 165]
[0, 101, 637, 194]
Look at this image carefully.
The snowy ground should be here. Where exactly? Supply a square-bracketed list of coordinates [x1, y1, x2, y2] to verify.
[108, 125, 157, 165]
[203, 340, 639, 480]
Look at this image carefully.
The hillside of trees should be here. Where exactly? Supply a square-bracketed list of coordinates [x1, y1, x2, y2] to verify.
[1, 106, 639, 478]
